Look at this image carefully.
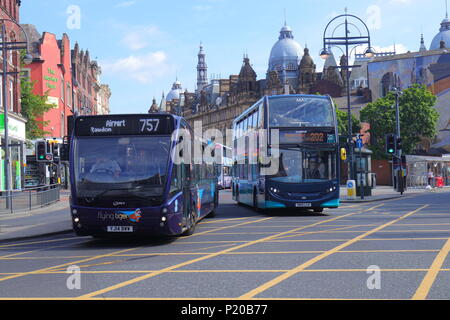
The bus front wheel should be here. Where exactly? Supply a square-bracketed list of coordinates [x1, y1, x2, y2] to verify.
[181, 211, 196, 236]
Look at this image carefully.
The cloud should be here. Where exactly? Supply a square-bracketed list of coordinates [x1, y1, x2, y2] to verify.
[101, 51, 175, 84]
[115, 1, 136, 8]
[120, 25, 165, 51]
[366, 5, 382, 30]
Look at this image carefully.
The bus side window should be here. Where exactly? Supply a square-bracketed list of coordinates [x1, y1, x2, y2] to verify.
[170, 163, 182, 194]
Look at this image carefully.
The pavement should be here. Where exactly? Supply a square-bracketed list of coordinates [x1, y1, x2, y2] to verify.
[0, 190, 71, 242]
[0, 186, 441, 242]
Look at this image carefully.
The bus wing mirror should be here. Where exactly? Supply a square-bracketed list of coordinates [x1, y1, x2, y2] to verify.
[340, 148, 347, 161]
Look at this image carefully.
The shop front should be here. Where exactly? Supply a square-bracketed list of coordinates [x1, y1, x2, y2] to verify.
[406, 155, 450, 188]
[0, 114, 26, 191]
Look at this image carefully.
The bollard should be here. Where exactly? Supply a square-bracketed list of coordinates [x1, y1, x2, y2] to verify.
[347, 180, 356, 200]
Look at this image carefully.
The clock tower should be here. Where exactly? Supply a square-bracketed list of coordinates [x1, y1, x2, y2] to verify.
[196, 42, 208, 94]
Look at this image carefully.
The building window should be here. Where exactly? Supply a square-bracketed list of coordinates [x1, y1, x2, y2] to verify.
[61, 77, 65, 102]
[66, 83, 71, 107]
[61, 113, 65, 137]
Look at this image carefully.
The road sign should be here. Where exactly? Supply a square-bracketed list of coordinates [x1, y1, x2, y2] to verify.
[356, 138, 363, 149]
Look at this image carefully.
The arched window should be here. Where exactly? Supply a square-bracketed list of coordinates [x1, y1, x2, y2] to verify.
[381, 72, 400, 97]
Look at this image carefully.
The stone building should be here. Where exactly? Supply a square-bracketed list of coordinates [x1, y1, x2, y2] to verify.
[367, 8, 450, 155]
[162, 24, 367, 146]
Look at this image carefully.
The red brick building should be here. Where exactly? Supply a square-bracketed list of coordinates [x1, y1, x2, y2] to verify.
[23, 25, 72, 138]
[22, 24, 109, 139]
[0, 0, 28, 191]
[1, 0, 24, 116]
[71, 43, 101, 116]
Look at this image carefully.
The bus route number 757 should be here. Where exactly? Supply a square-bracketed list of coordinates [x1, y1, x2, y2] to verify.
[140, 119, 160, 133]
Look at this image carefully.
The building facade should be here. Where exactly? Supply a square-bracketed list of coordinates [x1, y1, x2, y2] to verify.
[97, 84, 111, 115]
[0, 1, 27, 190]
[24, 25, 73, 139]
[157, 25, 357, 146]
[368, 10, 450, 155]
[71, 43, 102, 116]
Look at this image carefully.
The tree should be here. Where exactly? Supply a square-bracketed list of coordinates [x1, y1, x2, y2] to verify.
[360, 84, 438, 159]
[336, 108, 361, 138]
[20, 78, 54, 140]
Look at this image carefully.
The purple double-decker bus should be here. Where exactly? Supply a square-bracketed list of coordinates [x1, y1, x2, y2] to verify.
[69, 113, 218, 237]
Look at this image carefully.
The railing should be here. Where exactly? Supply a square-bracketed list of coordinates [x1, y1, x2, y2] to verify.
[0, 184, 61, 214]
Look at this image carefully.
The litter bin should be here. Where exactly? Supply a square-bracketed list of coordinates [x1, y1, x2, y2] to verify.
[435, 177, 444, 188]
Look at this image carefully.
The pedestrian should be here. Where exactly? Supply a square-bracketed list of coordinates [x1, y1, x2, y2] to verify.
[427, 169, 434, 187]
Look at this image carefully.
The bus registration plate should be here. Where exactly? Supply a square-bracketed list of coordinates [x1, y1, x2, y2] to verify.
[296, 203, 312, 208]
[107, 226, 133, 232]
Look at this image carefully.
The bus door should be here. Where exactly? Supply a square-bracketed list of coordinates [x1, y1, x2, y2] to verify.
[180, 160, 191, 217]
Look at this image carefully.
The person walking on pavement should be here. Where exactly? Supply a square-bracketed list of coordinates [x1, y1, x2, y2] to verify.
[427, 168, 434, 187]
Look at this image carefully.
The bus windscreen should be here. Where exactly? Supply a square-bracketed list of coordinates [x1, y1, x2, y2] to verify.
[268, 96, 334, 128]
[73, 136, 171, 207]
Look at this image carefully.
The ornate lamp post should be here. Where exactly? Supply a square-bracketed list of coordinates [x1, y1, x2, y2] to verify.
[320, 11, 375, 182]
[1, 19, 32, 202]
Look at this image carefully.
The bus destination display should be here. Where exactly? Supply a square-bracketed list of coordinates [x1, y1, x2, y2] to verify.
[279, 130, 335, 144]
[75, 115, 174, 136]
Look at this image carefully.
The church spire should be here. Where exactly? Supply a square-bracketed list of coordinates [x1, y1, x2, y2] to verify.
[419, 34, 427, 52]
[197, 42, 208, 94]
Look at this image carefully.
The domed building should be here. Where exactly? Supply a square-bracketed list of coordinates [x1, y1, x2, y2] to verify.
[430, 13, 450, 50]
[166, 80, 183, 102]
[267, 24, 303, 89]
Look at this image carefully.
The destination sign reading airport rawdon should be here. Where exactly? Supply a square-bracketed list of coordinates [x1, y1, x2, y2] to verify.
[75, 115, 174, 136]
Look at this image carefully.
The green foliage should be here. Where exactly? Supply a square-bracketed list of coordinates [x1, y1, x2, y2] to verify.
[19, 50, 55, 140]
[20, 78, 54, 140]
[336, 108, 361, 137]
[360, 84, 439, 159]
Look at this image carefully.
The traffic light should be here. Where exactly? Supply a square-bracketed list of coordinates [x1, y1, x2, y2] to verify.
[386, 134, 396, 155]
[52, 143, 60, 162]
[396, 137, 402, 151]
[36, 141, 46, 161]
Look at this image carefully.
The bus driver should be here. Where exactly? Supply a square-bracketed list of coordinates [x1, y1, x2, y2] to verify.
[90, 155, 122, 177]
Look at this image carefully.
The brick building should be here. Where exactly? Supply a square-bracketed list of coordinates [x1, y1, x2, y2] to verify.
[0, 0, 28, 190]
[22, 25, 73, 138]
[71, 43, 102, 116]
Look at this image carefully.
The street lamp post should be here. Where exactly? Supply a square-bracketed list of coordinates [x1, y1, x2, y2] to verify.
[392, 86, 404, 194]
[320, 12, 375, 184]
[0, 19, 32, 204]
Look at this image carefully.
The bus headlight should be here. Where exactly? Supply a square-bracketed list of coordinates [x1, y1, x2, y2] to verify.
[72, 209, 78, 214]
[270, 187, 280, 194]
[74, 217, 80, 223]
[162, 208, 168, 214]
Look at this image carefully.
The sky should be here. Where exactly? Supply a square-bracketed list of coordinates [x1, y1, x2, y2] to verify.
[21, 0, 446, 114]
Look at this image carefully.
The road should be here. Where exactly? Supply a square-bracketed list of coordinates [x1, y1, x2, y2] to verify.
[0, 189, 450, 299]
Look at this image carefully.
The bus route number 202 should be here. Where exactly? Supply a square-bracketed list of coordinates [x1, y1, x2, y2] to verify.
[140, 119, 160, 132]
